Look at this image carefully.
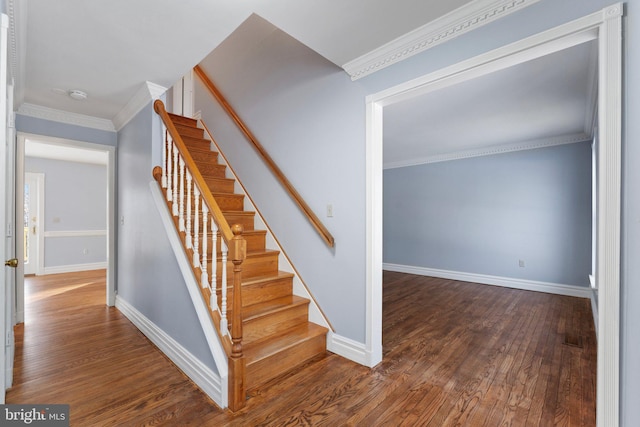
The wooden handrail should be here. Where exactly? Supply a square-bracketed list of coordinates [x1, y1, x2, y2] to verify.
[193, 65, 335, 248]
[154, 99, 234, 243]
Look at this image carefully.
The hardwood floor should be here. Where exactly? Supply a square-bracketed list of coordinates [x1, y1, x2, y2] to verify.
[7, 270, 596, 426]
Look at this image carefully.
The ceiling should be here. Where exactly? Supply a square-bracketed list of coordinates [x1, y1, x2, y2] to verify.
[16, 0, 476, 121]
[383, 40, 598, 168]
[14, 0, 595, 166]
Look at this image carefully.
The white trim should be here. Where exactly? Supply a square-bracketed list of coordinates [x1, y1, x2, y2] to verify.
[7, 0, 26, 106]
[150, 181, 229, 407]
[43, 229, 107, 238]
[383, 263, 592, 298]
[591, 290, 599, 339]
[366, 5, 621, 426]
[343, 0, 540, 80]
[17, 103, 115, 132]
[115, 296, 224, 408]
[112, 81, 167, 131]
[596, 5, 622, 426]
[42, 262, 108, 275]
[384, 132, 590, 169]
[326, 332, 370, 366]
[24, 172, 44, 276]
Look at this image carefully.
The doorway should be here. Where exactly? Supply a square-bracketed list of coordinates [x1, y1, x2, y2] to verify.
[365, 5, 621, 426]
[15, 133, 116, 323]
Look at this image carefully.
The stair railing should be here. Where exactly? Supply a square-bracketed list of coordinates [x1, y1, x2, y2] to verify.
[193, 65, 335, 248]
[153, 99, 247, 411]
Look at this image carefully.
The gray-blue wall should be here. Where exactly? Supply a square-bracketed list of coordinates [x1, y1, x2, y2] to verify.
[193, 0, 639, 422]
[195, 15, 370, 342]
[25, 157, 107, 269]
[16, 115, 117, 147]
[116, 102, 217, 373]
[384, 141, 592, 286]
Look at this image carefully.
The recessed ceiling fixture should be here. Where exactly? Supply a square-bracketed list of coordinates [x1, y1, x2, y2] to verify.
[68, 89, 88, 101]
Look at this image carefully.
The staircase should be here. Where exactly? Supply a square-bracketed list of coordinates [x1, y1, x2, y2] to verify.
[154, 107, 328, 411]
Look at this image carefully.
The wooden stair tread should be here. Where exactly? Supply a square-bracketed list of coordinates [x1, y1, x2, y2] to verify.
[242, 295, 309, 322]
[241, 271, 294, 286]
[244, 323, 328, 364]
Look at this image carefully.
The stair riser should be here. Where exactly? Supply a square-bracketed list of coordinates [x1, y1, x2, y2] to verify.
[223, 213, 255, 231]
[242, 304, 309, 343]
[218, 276, 293, 308]
[246, 334, 326, 391]
[168, 114, 197, 127]
[243, 277, 293, 306]
[189, 150, 219, 163]
[202, 232, 266, 256]
[174, 124, 204, 139]
[214, 194, 244, 211]
[203, 177, 235, 193]
[208, 252, 279, 280]
[197, 164, 227, 179]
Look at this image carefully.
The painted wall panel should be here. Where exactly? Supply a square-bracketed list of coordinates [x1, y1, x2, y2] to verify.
[16, 115, 117, 147]
[384, 141, 592, 286]
[195, 15, 369, 342]
[25, 156, 107, 268]
[116, 102, 217, 373]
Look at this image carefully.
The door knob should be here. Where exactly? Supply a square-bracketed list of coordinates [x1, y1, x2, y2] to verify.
[4, 258, 18, 268]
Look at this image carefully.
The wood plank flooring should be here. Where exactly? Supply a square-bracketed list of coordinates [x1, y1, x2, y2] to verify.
[6, 270, 596, 426]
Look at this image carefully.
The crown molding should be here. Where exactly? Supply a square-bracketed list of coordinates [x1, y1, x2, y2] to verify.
[383, 133, 591, 169]
[343, 0, 540, 80]
[17, 103, 116, 132]
[112, 81, 167, 131]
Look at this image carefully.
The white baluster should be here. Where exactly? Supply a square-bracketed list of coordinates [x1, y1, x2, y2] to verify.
[201, 203, 209, 288]
[166, 136, 173, 202]
[193, 187, 200, 267]
[211, 217, 218, 300]
[172, 143, 179, 216]
[178, 157, 185, 232]
[220, 240, 228, 334]
[161, 126, 167, 188]
[186, 171, 193, 249]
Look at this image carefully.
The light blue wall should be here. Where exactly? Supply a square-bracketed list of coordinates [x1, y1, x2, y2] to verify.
[16, 115, 117, 147]
[25, 157, 107, 268]
[195, 15, 370, 342]
[116, 102, 217, 373]
[384, 142, 592, 286]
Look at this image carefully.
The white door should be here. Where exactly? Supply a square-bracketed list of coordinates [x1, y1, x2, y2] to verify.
[23, 173, 42, 275]
[0, 13, 12, 404]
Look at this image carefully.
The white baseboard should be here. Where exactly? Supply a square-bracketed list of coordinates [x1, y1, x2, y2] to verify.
[42, 262, 108, 275]
[327, 332, 377, 367]
[591, 290, 599, 339]
[383, 263, 592, 298]
[115, 296, 224, 408]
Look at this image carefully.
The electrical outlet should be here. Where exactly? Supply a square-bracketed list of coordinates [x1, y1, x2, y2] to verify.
[519, 259, 525, 268]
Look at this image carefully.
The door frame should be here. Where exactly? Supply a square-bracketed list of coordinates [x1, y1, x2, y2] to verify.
[15, 133, 116, 324]
[365, 4, 622, 427]
[23, 172, 44, 276]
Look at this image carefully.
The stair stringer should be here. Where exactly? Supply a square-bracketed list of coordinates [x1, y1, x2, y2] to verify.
[196, 116, 333, 332]
[149, 180, 230, 408]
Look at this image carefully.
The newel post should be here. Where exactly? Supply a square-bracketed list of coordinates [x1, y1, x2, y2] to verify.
[228, 224, 246, 411]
